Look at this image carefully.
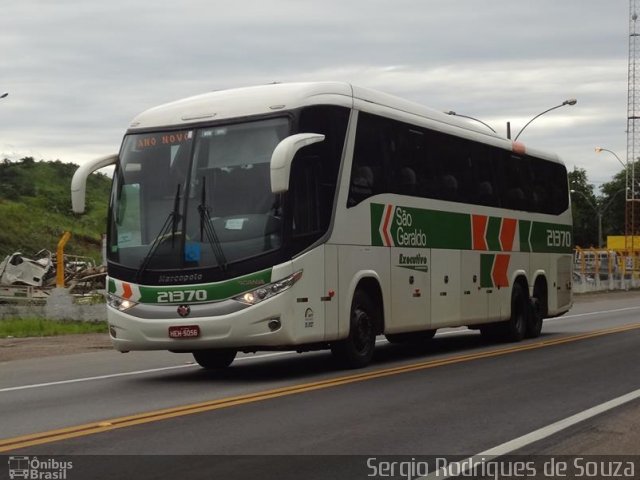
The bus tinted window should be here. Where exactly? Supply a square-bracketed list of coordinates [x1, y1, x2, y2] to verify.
[290, 105, 350, 251]
[349, 113, 389, 206]
[348, 112, 568, 215]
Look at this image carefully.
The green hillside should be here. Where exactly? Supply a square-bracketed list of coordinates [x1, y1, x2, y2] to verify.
[0, 157, 111, 261]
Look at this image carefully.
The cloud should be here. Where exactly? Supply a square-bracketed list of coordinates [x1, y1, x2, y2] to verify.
[0, 0, 632, 190]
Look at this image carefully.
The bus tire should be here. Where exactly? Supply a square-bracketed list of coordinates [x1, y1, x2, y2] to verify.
[331, 289, 377, 369]
[192, 349, 237, 369]
[502, 282, 528, 342]
[526, 297, 543, 338]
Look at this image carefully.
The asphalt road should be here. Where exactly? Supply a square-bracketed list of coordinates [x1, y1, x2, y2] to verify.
[1, 291, 640, 479]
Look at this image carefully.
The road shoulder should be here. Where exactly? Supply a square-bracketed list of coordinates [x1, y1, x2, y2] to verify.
[0, 333, 111, 362]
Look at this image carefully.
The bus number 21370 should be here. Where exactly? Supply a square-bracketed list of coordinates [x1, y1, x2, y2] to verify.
[157, 290, 207, 303]
[546, 229, 571, 248]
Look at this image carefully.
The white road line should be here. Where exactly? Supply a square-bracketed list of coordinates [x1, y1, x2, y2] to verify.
[0, 351, 292, 393]
[0, 339, 392, 393]
[559, 305, 640, 320]
[422, 387, 640, 479]
[1, 304, 637, 393]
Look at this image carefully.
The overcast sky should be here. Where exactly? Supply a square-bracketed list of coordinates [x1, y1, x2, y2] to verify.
[0, 0, 632, 189]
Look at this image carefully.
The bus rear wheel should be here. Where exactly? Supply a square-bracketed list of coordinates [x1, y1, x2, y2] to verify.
[482, 283, 528, 342]
[501, 282, 528, 342]
[192, 349, 237, 369]
[525, 297, 543, 338]
[331, 289, 377, 369]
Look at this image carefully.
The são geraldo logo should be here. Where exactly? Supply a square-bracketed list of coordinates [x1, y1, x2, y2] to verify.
[8, 456, 73, 479]
[378, 205, 427, 247]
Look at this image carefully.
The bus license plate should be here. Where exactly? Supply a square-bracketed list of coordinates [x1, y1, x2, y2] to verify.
[168, 325, 200, 339]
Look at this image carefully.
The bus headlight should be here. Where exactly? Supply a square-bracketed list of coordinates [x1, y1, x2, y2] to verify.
[233, 270, 303, 306]
[107, 293, 138, 312]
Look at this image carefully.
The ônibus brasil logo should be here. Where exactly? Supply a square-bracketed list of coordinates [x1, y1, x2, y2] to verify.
[8, 456, 73, 479]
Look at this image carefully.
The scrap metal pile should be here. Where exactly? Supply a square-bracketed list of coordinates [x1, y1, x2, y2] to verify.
[0, 250, 106, 294]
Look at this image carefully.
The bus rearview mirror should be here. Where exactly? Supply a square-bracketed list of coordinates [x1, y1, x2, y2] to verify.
[71, 153, 118, 213]
[270, 133, 325, 193]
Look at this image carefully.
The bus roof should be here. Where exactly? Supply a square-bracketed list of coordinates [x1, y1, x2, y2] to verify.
[128, 81, 561, 164]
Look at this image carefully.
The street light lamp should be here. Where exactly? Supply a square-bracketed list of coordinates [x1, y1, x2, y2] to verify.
[570, 188, 626, 248]
[445, 111, 497, 133]
[0, 92, 7, 99]
[511, 98, 577, 142]
[595, 147, 626, 170]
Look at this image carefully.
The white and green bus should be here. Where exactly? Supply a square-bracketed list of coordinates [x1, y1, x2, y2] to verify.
[72, 82, 572, 369]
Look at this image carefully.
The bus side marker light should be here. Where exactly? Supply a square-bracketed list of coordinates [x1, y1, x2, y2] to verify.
[268, 319, 281, 331]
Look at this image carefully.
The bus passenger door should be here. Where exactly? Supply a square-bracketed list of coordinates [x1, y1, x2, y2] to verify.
[430, 249, 461, 327]
[389, 247, 431, 333]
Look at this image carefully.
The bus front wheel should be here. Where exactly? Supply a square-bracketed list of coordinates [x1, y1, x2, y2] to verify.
[192, 349, 237, 369]
[331, 289, 377, 369]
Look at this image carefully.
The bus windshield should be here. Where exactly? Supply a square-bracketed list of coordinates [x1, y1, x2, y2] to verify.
[108, 117, 290, 273]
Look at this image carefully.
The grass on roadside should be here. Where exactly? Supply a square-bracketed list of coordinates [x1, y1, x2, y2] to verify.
[0, 318, 108, 338]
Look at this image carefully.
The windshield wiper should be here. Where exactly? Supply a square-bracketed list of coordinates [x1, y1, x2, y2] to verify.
[135, 184, 182, 281]
[198, 176, 228, 272]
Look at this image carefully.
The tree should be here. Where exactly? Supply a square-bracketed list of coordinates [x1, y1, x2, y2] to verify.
[569, 167, 598, 247]
[599, 166, 627, 243]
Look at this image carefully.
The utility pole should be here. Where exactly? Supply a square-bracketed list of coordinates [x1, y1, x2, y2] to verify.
[627, 0, 640, 262]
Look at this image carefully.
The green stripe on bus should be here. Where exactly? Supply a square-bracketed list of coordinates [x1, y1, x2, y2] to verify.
[486, 217, 502, 252]
[422, 209, 471, 249]
[370, 203, 571, 253]
[370, 203, 385, 246]
[529, 222, 573, 254]
[480, 254, 495, 288]
[371, 203, 470, 249]
[133, 268, 273, 304]
[519, 220, 532, 252]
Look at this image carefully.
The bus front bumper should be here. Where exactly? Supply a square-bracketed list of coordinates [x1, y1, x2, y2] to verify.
[107, 292, 300, 352]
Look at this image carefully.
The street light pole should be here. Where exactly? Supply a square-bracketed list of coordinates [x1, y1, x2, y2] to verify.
[595, 146, 631, 256]
[511, 99, 577, 141]
[445, 111, 497, 133]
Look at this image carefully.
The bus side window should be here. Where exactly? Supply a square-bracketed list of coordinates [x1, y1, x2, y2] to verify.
[394, 166, 417, 196]
[477, 181, 495, 206]
[439, 174, 459, 201]
[349, 166, 375, 206]
[502, 155, 533, 211]
[532, 183, 547, 212]
[537, 159, 569, 215]
[348, 112, 388, 207]
[291, 157, 322, 236]
[290, 105, 349, 250]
